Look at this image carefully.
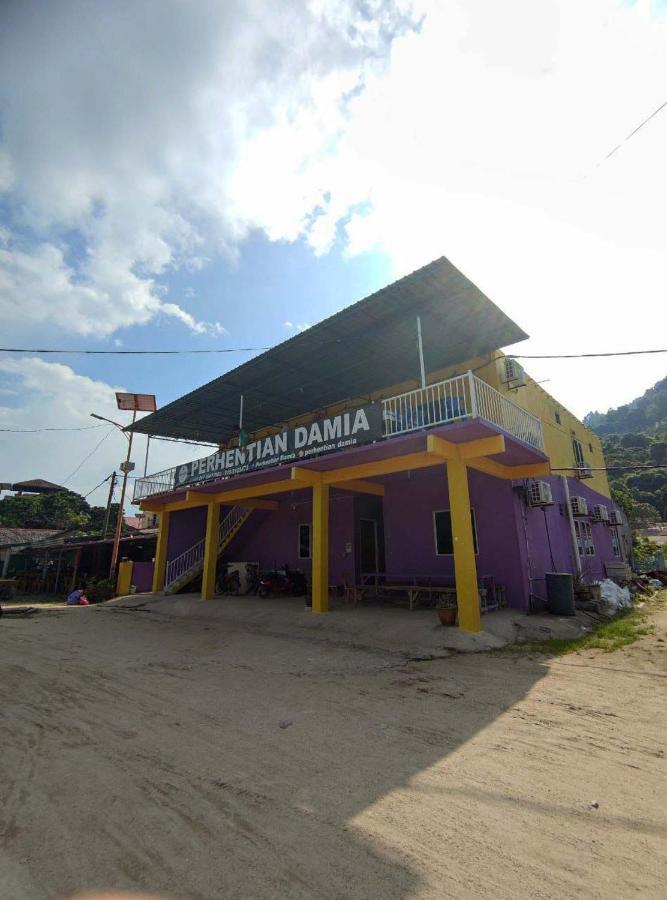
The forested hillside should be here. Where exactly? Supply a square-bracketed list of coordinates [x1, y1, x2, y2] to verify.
[584, 376, 667, 525]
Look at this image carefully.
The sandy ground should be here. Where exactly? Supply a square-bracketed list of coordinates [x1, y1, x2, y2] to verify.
[0, 597, 665, 900]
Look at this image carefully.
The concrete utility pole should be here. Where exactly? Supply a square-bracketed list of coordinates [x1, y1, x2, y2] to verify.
[102, 471, 117, 540]
[110, 409, 137, 576]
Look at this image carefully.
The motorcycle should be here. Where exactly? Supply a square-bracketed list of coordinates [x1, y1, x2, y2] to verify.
[257, 565, 308, 597]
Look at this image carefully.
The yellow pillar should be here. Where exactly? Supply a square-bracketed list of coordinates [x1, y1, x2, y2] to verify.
[116, 559, 133, 597]
[311, 483, 330, 613]
[446, 458, 481, 633]
[201, 501, 220, 601]
[151, 510, 171, 593]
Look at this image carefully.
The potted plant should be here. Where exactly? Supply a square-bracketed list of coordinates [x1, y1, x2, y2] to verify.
[436, 596, 457, 626]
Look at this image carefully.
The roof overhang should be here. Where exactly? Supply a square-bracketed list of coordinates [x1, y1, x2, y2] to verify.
[129, 257, 528, 444]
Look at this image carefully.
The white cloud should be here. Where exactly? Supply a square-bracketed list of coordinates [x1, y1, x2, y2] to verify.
[0, 0, 415, 339]
[292, 0, 667, 415]
[0, 358, 197, 508]
[283, 320, 312, 333]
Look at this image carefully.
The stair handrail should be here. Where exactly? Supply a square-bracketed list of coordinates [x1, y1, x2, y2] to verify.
[164, 506, 249, 588]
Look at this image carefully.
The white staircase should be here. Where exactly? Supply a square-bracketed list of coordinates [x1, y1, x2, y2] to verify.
[163, 506, 252, 595]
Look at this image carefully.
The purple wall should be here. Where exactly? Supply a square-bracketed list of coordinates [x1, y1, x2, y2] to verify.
[167, 506, 207, 559]
[222, 492, 357, 585]
[520, 476, 622, 605]
[382, 468, 528, 609]
[161, 470, 624, 612]
[132, 560, 154, 592]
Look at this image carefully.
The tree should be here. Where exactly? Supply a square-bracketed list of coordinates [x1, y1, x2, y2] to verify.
[0, 490, 128, 536]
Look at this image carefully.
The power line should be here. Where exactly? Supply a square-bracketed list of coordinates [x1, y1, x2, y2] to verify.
[0, 345, 664, 360]
[598, 98, 667, 165]
[508, 349, 666, 360]
[0, 424, 106, 433]
[0, 346, 269, 356]
[82, 473, 113, 500]
[552, 464, 667, 472]
[62, 428, 116, 486]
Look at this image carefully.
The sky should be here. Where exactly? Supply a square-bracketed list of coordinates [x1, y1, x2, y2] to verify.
[0, 0, 666, 510]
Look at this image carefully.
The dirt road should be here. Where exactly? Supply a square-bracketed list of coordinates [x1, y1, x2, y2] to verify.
[1, 600, 665, 899]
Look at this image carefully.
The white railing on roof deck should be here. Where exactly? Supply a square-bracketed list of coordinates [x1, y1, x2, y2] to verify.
[135, 371, 545, 502]
[472, 374, 545, 452]
[381, 372, 544, 452]
[381, 373, 472, 436]
[164, 505, 247, 587]
[133, 466, 177, 501]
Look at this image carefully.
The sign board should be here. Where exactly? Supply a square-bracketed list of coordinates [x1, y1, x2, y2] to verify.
[116, 392, 157, 412]
[175, 404, 383, 489]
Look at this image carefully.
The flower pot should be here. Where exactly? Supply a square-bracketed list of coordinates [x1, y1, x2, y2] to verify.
[437, 606, 457, 626]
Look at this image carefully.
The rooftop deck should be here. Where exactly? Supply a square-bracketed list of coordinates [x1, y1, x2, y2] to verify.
[133, 372, 545, 502]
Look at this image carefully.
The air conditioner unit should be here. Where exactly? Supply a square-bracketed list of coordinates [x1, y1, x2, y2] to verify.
[527, 480, 554, 507]
[592, 504, 609, 523]
[570, 496, 589, 517]
[576, 462, 593, 479]
[609, 509, 622, 526]
[498, 357, 527, 387]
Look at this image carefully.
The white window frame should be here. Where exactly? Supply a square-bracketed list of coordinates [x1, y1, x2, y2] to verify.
[574, 519, 595, 556]
[298, 523, 311, 560]
[433, 508, 479, 557]
[611, 529, 621, 559]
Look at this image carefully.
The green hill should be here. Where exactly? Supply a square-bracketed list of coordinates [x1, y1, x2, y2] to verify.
[584, 376, 667, 526]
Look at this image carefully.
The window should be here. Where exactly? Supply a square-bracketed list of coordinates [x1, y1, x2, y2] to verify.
[588, 442, 593, 454]
[572, 437, 585, 467]
[433, 509, 478, 555]
[574, 520, 595, 556]
[611, 529, 621, 559]
[298, 523, 311, 559]
[555, 410, 561, 425]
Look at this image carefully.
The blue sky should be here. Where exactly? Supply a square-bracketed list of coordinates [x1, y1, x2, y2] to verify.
[1, 0, 666, 508]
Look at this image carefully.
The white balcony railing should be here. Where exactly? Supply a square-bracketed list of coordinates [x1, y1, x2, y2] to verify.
[134, 371, 545, 502]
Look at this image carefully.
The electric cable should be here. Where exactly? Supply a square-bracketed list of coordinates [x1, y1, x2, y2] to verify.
[62, 428, 116, 486]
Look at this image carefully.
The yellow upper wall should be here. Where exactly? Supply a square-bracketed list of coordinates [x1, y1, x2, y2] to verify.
[229, 349, 611, 499]
[464, 353, 610, 497]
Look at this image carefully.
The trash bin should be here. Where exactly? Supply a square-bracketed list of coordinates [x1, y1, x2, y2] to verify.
[545, 572, 575, 616]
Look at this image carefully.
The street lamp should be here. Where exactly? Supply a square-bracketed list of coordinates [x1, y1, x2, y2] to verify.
[91, 392, 156, 578]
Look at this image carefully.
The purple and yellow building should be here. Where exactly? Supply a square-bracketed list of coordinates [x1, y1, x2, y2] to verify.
[129, 258, 628, 631]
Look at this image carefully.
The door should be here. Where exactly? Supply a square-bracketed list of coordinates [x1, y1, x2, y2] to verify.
[359, 518, 379, 576]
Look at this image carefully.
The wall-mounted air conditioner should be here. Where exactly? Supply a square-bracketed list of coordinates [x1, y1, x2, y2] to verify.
[576, 462, 593, 479]
[498, 357, 527, 387]
[570, 496, 589, 517]
[592, 504, 609, 523]
[609, 509, 622, 526]
[527, 480, 554, 507]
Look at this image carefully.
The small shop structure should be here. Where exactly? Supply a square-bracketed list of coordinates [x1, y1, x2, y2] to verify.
[128, 258, 629, 631]
[2, 530, 157, 596]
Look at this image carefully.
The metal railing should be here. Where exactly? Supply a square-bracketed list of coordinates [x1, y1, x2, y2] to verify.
[381, 371, 544, 452]
[164, 506, 248, 587]
[472, 375, 544, 451]
[133, 466, 177, 501]
[136, 371, 545, 502]
[382, 373, 472, 436]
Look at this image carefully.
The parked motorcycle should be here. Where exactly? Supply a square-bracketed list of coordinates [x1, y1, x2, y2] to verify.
[257, 565, 308, 597]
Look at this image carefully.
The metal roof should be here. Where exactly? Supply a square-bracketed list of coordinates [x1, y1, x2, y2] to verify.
[129, 257, 528, 444]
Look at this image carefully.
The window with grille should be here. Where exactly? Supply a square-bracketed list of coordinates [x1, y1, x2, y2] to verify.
[574, 519, 595, 556]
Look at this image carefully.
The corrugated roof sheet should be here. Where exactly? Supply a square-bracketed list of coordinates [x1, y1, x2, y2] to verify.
[129, 257, 528, 444]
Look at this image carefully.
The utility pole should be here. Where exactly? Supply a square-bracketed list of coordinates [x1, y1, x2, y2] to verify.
[109, 409, 136, 577]
[102, 471, 117, 540]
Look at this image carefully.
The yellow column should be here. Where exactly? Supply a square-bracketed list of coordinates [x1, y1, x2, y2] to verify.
[311, 483, 330, 613]
[446, 458, 481, 633]
[151, 510, 171, 593]
[201, 501, 220, 601]
[116, 559, 133, 597]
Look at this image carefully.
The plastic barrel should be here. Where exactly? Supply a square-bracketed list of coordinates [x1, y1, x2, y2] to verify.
[545, 572, 575, 616]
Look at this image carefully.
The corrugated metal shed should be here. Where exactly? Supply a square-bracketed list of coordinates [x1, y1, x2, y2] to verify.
[129, 257, 527, 444]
